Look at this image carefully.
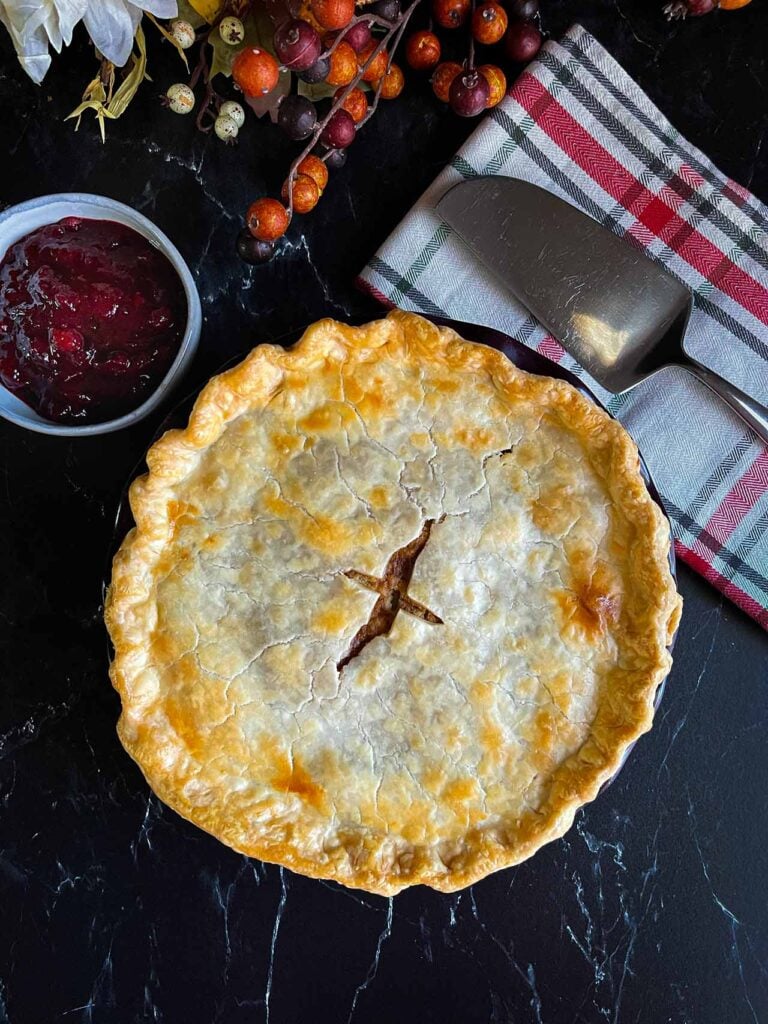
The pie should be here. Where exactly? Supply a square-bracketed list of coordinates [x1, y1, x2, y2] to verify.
[105, 310, 682, 895]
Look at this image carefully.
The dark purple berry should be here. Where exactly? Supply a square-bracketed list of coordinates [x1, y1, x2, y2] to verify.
[665, 0, 715, 14]
[236, 230, 276, 264]
[448, 69, 490, 117]
[509, 0, 539, 19]
[322, 147, 348, 169]
[320, 109, 356, 148]
[299, 54, 331, 83]
[277, 94, 318, 140]
[372, 0, 400, 19]
[274, 19, 322, 70]
[504, 19, 542, 62]
[343, 20, 373, 52]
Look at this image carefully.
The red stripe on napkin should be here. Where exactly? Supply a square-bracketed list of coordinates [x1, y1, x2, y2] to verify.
[515, 74, 768, 327]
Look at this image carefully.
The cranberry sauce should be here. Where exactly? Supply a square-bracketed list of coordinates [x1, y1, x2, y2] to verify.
[0, 217, 186, 424]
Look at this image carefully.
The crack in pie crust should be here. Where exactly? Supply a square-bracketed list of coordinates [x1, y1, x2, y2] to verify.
[105, 311, 682, 895]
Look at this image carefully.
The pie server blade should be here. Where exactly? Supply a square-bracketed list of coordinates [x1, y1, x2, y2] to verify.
[436, 176, 768, 443]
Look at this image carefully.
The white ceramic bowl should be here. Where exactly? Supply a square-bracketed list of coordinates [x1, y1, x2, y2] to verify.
[0, 193, 202, 437]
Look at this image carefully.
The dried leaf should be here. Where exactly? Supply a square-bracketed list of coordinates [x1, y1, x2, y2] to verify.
[146, 13, 190, 71]
[188, 0, 226, 22]
[246, 68, 290, 118]
[297, 79, 336, 101]
[108, 25, 150, 117]
[65, 25, 151, 141]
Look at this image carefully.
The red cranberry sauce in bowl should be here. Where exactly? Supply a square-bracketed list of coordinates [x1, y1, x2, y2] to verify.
[0, 217, 187, 425]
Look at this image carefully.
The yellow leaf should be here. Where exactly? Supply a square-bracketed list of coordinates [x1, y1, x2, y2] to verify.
[65, 24, 150, 141]
[188, 0, 226, 22]
[107, 24, 150, 118]
[146, 13, 189, 71]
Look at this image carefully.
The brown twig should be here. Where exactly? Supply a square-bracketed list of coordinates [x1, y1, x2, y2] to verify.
[190, 28, 226, 132]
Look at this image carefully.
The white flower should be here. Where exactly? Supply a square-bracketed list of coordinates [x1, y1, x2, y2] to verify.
[0, 0, 178, 84]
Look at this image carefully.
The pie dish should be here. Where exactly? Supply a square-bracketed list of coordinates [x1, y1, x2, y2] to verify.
[105, 310, 682, 895]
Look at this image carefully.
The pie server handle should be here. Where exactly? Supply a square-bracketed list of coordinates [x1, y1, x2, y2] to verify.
[681, 358, 768, 444]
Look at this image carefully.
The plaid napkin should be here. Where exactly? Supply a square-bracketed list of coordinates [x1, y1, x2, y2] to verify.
[358, 24, 768, 631]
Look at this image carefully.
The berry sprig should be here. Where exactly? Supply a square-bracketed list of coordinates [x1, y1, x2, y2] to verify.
[663, 0, 751, 16]
[159, 0, 548, 263]
[238, 0, 421, 261]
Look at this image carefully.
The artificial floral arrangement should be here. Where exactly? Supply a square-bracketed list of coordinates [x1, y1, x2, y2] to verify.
[0, 0, 755, 262]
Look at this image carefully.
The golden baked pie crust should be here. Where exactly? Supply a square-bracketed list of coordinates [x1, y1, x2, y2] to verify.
[106, 311, 681, 895]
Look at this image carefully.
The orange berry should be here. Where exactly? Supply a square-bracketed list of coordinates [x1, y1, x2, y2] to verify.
[311, 0, 354, 29]
[246, 198, 289, 241]
[326, 40, 358, 85]
[431, 60, 461, 102]
[281, 174, 321, 214]
[359, 41, 389, 82]
[405, 30, 441, 70]
[335, 85, 368, 122]
[719, 0, 751, 7]
[472, 1, 508, 44]
[232, 47, 280, 98]
[297, 154, 329, 192]
[375, 63, 404, 99]
[479, 64, 506, 107]
[432, 0, 470, 29]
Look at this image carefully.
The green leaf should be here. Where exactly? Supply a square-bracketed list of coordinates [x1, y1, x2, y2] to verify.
[297, 79, 337, 101]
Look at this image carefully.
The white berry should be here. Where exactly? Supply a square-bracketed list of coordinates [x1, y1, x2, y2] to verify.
[170, 19, 196, 49]
[220, 100, 245, 128]
[219, 16, 245, 45]
[214, 114, 239, 141]
[166, 83, 195, 114]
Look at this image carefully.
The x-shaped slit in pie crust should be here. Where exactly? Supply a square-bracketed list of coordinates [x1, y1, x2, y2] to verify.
[337, 519, 443, 672]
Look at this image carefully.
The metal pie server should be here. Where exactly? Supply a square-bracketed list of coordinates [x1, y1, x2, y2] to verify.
[436, 176, 768, 444]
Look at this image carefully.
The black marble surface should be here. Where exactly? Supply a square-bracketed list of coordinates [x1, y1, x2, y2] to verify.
[1, 2, 767, 1021]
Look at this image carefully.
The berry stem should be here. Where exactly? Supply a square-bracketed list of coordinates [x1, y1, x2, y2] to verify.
[187, 27, 226, 131]
[467, 0, 476, 70]
[283, 0, 421, 216]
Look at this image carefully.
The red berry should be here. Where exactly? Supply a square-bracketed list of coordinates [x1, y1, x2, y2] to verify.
[432, 0, 470, 29]
[326, 40, 358, 85]
[472, 1, 508, 44]
[232, 47, 280, 97]
[281, 174, 321, 213]
[343, 20, 372, 52]
[335, 85, 368, 122]
[247, 198, 290, 241]
[320, 109, 356, 148]
[449, 68, 490, 117]
[274, 19, 322, 71]
[376, 63, 405, 99]
[478, 64, 506, 107]
[405, 30, 441, 71]
[359, 41, 389, 82]
[431, 61, 462, 103]
[311, 0, 355, 30]
[505, 20, 542, 61]
[297, 154, 329, 191]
